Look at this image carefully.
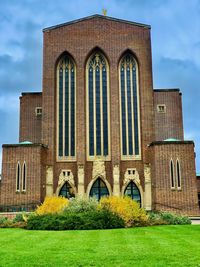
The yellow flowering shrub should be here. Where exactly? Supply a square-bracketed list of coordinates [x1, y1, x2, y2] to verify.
[36, 196, 69, 215]
[99, 196, 148, 227]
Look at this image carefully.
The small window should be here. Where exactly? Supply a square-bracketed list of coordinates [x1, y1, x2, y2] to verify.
[16, 162, 20, 192]
[22, 162, 26, 192]
[176, 159, 181, 189]
[35, 107, 42, 116]
[170, 159, 175, 189]
[157, 104, 166, 113]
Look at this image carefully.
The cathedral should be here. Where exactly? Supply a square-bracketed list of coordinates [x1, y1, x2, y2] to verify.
[0, 15, 199, 215]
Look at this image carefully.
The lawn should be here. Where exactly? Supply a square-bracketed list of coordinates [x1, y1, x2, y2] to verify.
[0, 225, 200, 267]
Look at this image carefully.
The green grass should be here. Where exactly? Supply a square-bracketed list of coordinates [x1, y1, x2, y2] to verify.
[0, 225, 200, 267]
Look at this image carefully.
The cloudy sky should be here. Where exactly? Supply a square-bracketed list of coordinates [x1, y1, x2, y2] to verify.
[0, 0, 200, 172]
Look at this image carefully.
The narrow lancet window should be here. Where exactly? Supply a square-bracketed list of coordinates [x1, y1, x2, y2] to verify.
[22, 162, 26, 192]
[86, 52, 110, 159]
[119, 53, 140, 159]
[170, 159, 175, 189]
[16, 162, 20, 192]
[57, 55, 76, 160]
[176, 159, 181, 189]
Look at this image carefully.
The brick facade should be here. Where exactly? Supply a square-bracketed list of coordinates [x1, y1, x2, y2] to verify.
[149, 141, 199, 215]
[0, 144, 47, 211]
[154, 89, 184, 141]
[0, 15, 199, 215]
[19, 92, 42, 143]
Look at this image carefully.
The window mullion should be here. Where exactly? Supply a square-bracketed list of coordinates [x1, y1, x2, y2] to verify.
[93, 66, 96, 156]
[100, 66, 103, 156]
[63, 64, 65, 157]
[124, 63, 129, 155]
[130, 64, 135, 155]
[69, 65, 71, 156]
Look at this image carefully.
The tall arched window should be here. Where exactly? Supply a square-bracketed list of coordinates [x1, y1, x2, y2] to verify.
[89, 177, 109, 200]
[170, 159, 175, 189]
[57, 55, 76, 160]
[22, 161, 26, 192]
[124, 181, 141, 205]
[119, 53, 140, 159]
[86, 52, 110, 160]
[59, 182, 75, 199]
[176, 159, 181, 189]
[16, 162, 20, 192]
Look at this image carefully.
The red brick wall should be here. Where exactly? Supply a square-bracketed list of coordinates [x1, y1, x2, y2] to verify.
[149, 142, 199, 215]
[0, 144, 47, 211]
[154, 90, 184, 141]
[19, 93, 42, 143]
[41, 16, 154, 193]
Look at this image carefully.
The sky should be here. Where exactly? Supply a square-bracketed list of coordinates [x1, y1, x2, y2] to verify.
[0, 0, 200, 172]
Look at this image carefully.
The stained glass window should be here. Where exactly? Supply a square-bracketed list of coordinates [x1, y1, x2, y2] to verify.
[87, 52, 109, 158]
[120, 54, 140, 158]
[57, 56, 76, 159]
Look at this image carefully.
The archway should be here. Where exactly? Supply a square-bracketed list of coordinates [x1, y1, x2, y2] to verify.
[124, 181, 141, 205]
[59, 181, 75, 199]
[89, 177, 109, 200]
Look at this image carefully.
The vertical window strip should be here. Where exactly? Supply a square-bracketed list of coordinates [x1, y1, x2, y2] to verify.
[22, 162, 26, 191]
[132, 67, 139, 155]
[170, 160, 175, 188]
[87, 53, 109, 158]
[96, 66, 101, 155]
[126, 66, 133, 155]
[59, 68, 63, 157]
[176, 160, 181, 188]
[102, 67, 108, 156]
[121, 67, 127, 155]
[57, 57, 76, 160]
[100, 66, 103, 156]
[16, 162, 20, 192]
[120, 54, 140, 158]
[89, 68, 94, 155]
[71, 66, 75, 156]
[65, 66, 69, 156]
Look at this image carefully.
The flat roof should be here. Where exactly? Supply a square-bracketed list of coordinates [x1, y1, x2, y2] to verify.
[150, 140, 194, 146]
[2, 143, 47, 148]
[154, 88, 180, 92]
[43, 14, 151, 32]
[21, 92, 42, 96]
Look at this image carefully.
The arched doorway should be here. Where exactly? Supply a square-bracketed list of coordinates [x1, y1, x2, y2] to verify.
[124, 181, 141, 205]
[59, 182, 75, 199]
[89, 177, 109, 200]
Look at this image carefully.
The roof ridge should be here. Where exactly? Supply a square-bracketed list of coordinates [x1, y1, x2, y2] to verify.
[43, 14, 151, 32]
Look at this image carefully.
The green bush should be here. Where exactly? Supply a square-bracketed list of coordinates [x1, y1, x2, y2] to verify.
[159, 212, 191, 225]
[0, 217, 8, 225]
[65, 197, 98, 213]
[27, 209, 125, 230]
[148, 211, 191, 225]
[13, 213, 24, 223]
[0, 217, 13, 228]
